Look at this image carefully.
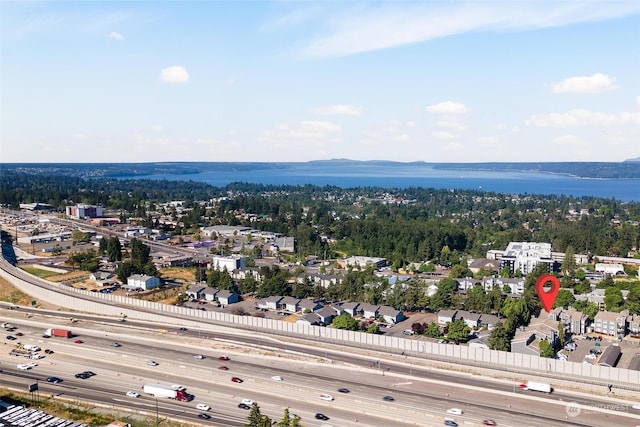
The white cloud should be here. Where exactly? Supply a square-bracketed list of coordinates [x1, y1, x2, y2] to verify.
[160, 66, 189, 84]
[393, 134, 409, 142]
[72, 132, 87, 140]
[551, 73, 617, 93]
[312, 104, 363, 116]
[636, 96, 640, 106]
[259, 120, 341, 142]
[555, 134, 583, 146]
[297, 1, 640, 58]
[432, 130, 457, 140]
[427, 101, 469, 115]
[151, 125, 163, 132]
[436, 119, 467, 132]
[478, 136, 499, 146]
[526, 109, 640, 127]
[108, 31, 124, 41]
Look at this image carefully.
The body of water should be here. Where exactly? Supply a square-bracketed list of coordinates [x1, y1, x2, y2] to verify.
[121, 163, 640, 201]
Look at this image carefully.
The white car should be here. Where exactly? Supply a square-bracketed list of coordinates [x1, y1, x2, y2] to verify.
[126, 391, 140, 398]
[170, 384, 185, 391]
[320, 394, 334, 401]
[194, 354, 205, 359]
[446, 408, 463, 415]
[632, 404, 640, 410]
[147, 360, 159, 366]
[271, 375, 283, 381]
[196, 403, 211, 411]
[26, 362, 38, 368]
[241, 399, 254, 406]
[17, 363, 31, 370]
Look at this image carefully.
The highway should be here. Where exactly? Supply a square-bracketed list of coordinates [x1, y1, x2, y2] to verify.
[2, 308, 640, 427]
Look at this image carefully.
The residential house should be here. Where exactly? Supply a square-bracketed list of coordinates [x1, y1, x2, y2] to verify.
[575, 289, 606, 310]
[598, 346, 621, 367]
[202, 287, 220, 302]
[341, 302, 361, 317]
[455, 310, 482, 329]
[511, 315, 560, 356]
[378, 306, 405, 324]
[298, 298, 323, 313]
[359, 303, 380, 319]
[437, 310, 457, 325]
[627, 354, 640, 371]
[217, 290, 239, 307]
[316, 306, 339, 325]
[126, 274, 160, 290]
[280, 296, 301, 313]
[593, 310, 629, 338]
[185, 285, 206, 300]
[256, 296, 284, 310]
[89, 271, 113, 285]
[478, 313, 502, 330]
[297, 313, 322, 326]
[211, 255, 245, 272]
[468, 258, 500, 275]
[274, 236, 295, 253]
[628, 315, 640, 338]
[558, 307, 588, 335]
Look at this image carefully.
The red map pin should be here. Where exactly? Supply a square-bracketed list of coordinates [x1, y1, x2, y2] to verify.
[535, 274, 560, 313]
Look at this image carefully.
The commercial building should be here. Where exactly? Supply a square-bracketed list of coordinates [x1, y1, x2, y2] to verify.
[499, 242, 556, 275]
[65, 204, 103, 219]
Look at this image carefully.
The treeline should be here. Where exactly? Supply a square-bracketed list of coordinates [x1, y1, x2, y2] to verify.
[2, 172, 640, 264]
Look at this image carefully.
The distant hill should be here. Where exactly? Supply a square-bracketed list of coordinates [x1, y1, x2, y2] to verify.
[624, 156, 640, 162]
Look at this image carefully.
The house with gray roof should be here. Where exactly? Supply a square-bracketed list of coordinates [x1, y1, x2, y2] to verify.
[627, 354, 640, 371]
[185, 284, 206, 300]
[455, 310, 482, 329]
[341, 302, 360, 316]
[316, 306, 339, 325]
[598, 346, 621, 368]
[256, 296, 284, 310]
[297, 313, 322, 326]
[378, 305, 405, 324]
[298, 298, 323, 313]
[217, 290, 239, 306]
[202, 287, 220, 301]
[359, 303, 380, 319]
[437, 310, 457, 325]
[280, 296, 301, 312]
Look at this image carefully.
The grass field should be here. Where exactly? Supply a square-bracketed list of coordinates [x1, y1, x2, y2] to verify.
[20, 266, 60, 278]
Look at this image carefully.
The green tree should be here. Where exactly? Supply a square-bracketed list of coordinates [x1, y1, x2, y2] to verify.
[558, 321, 566, 347]
[553, 289, 576, 309]
[604, 287, 624, 311]
[446, 319, 470, 344]
[71, 229, 91, 243]
[331, 313, 358, 330]
[573, 300, 600, 321]
[105, 236, 122, 262]
[425, 322, 442, 338]
[430, 278, 457, 310]
[245, 403, 272, 427]
[488, 321, 511, 351]
[562, 245, 577, 277]
[366, 323, 380, 334]
[539, 340, 555, 358]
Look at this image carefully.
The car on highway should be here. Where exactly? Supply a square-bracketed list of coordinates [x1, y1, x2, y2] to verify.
[633, 404, 640, 410]
[271, 375, 283, 381]
[17, 363, 31, 370]
[482, 420, 497, 426]
[6, 335, 16, 340]
[147, 360, 159, 366]
[231, 377, 243, 383]
[238, 403, 251, 410]
[444, 420, 458, 427]
[218, 366, 229, 370]
[194, 354, 204, 359]
[198, 413, 211, 419]
[15, 332, 23, 336]
[170, 384, 185, 391]
[74, 340, 83, 344]
[111, 342, 121, 347]
[179, 327, 188, 331]
[218, 356, 230, 361]
[44, 349, 54, 354]
[447, 408, 463, 415]
[338, 388, 350, 393]
[126, 391, 140, 398]
[46, 376, 62, 384]
[382, 395, 394, 401]
[241, 399, 254, 406]
[319, 394, 334, 401]
[195, 403, 210, 411]
[315, 413, 330, 420]
[75, 372, 90, 379]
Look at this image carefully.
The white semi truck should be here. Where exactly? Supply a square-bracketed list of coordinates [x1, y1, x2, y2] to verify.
[142, 384, 192, 401]
[520, 381, 552, 393]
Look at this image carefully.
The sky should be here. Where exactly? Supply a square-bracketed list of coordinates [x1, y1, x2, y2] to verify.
[1, 0, 640, 163]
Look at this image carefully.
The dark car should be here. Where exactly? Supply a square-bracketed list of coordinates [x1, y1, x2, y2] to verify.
[383, 395, 395, 401]
[238, 403, 251, 410]
[482, 421, 497, 426]
[338, 388, 350, 393]
[75, 373, 89, 379]
[218, 356, 230, 361]
[218, 366, 229, 370]
[15, 332, 23, 336]
[179, 327, 188, 331]
[46, 376, 62, 384]
[44, 349, 54, 354]
[315, 413, 330, 420]
[231, 377, 243, 383]
[197, 413, 211, 419]
[83, 371, 96, 377]
[111, 342, 121, 347]
[6, 335, 16, 340]
[444, 421, 458, 427]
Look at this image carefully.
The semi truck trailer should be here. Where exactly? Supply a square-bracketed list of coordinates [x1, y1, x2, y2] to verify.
[44, 328, 72, 338]
[142, 384, 192, 401]
[520, 381, 552, 393]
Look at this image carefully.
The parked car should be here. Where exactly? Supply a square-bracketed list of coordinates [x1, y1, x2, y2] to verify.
[126, 391, 140, 398]
[15, 332, 23, 336]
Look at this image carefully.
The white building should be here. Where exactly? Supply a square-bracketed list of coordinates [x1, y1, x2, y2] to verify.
[595, 263, 625, 276]
[500, 242, 556, 275]
[210, 255, 245, 272]
[126, 274, 160, 290]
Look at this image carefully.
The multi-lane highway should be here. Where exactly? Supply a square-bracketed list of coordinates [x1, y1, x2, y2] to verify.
[2, 307, 639, 427]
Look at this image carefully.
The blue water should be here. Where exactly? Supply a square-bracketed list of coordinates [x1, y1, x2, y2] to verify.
[123, 163, 640, 202]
